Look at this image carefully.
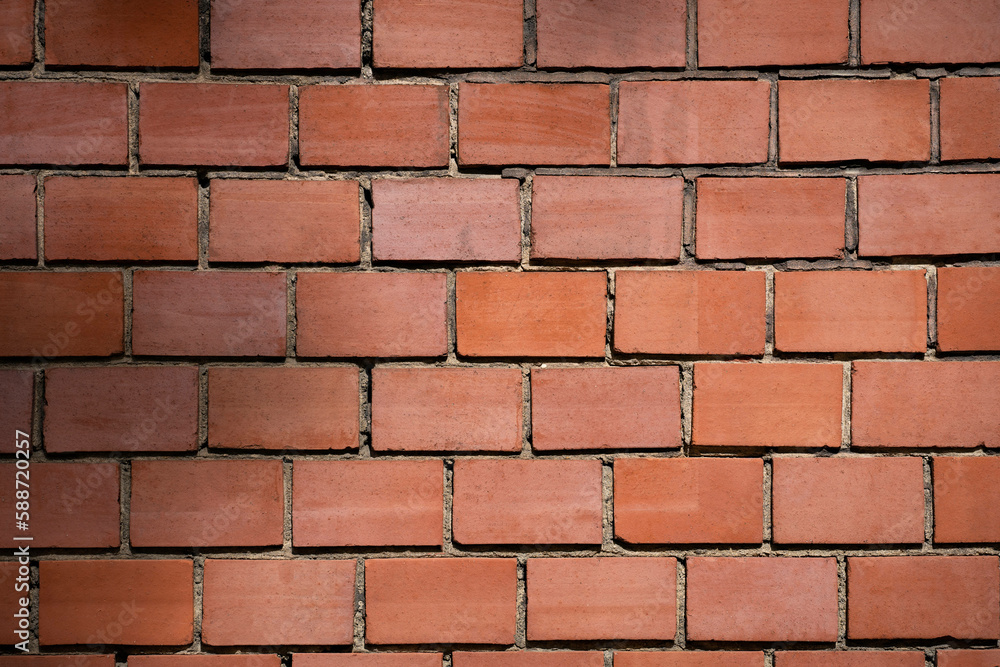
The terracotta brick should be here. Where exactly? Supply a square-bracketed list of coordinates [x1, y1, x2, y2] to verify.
[456, 271, 607, 358]
[0, 462, 119, 548]
[371, 367, 522, 452]
[618, 81, 770, 165]
[458, 83, 610, 166]
[776, 652, 925, 667]
[365, 557, 517, 644]
[0, 174, 36, 260]
[45, 176, 198, 262]
[861, 0, 1000, 64]
[210, 179, 360, 264]
[536, 0, 685, 68]
[372, 178, 521, 262]
[687, 557, 838, 642]
[531, 176, 683, 261]
[456, 653, 602, 667]
[692, 363, 843, 449]
[616, 653, 764, 667]
[132, 656, 281, 667]
[527, 557, 677, 641]
[292, 460, 443, 547]
[699, 0, 848, 66]
[2, 658, 115, 667]
[772, 456, 924, 545]
[696, 178, 846, 260]
[939, 651, 1000, 667]
[615, 457, 763, 544]
[0, 0, 33, 65]
[132, 271, 286, 357]
[211, 0, 360, 69]
[934, 457, 1000, 543]
[139, 83, 289, 166]
[45, 0, 198, 67]
[39, 560, 193, 645]
[937, 266, 1000, 352]
[852, 361, 1000, 449]
[531, 366, 681, 451]
[0, 272, 123, 358]
[0, 370, 32, 454]
[779, 79, 930, 163]
[294, 656, 441, 667]
[208, 366, 359, 450]
[300, 84, 449, 167]
[203, 559, 356, 646]
[0, 82, 127, 165]
[614, 270, 766, 356]
[848, 556, 1000, 639]
[940, 77, 1000, 161]
[44, 366, 198, 453]
[0, 561, 22, 641]
[296, 272, 447, 358]
[453, 459, 602, 545]
[373, 0, 522, 68]
[131, 459, 284, 547]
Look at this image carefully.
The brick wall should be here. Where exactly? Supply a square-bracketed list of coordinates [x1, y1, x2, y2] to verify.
[1, 0, 1000, 661]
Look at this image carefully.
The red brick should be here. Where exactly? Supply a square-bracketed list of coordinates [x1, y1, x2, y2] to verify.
[848, 556, 1000, 639]
[139, 83, 289, 166]
[371, 367, 522, 452]
[940, 77, 1000, 161]
[0, 0, 33, 65]
[937, 266, 1000, 352]
[687, 557, 838, 641]
[456, 653, 603, 667]
[0, 370, 32, 455]
[292, 460, 443, 547]
[458, 84, 610, 166]
[0, 462, 119, 548]
[0, 82, 127, 165]
[618, 81, 770, 165]
[211, 0, 360, 69]
[692, 363, 843, 449]
[208, 366, 359, 450]
[536, 0, 685, 68]
[0, 561, 23, 641]
[852, 361, 1000, 449]
[615, 457, 763, 544]
[527, 557, 677, 641]
[614, 270, 766, 356]
[45, 176, 197, 262]
[456, 271, 607, 358]
[45, 0, 198, 67]
[132, 657, 281, 667]
[39, 559, 193, 645]
[203, 559, 355, 646]
[365, 557, 517, 644]
[934, 456, 1000, 543]
[296, 272, 447, 358]
[131, 459, 284, 547]
[373, 0, 522, 68]
[132, 270, 286, 357]
[372, 178, 521, 262]
[0, 658, 115, 667]
[861, 0, 1000, 64]
[939, 651, 1000, 667]
[300, 84, 449, 167]
[779, 79, 930, 163]
[531, 366, 681, 451]
[696, 178, 846, 260]
[210, 179, 360, 264]
[531, 176, 683, 261]
[776, 652, 924, 667]
[453, 459, 602, 545]
[699, 0, 848, 66]
[294, 656, 441, 667]
[44, 366, 197, 453]
[0, 174, 36, 260]
[619, 653, 766, 667]
[0, 272, 123, 358]
[772, 456, 924, 545]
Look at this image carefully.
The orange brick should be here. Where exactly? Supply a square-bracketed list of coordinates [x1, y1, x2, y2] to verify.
[457, 653, 603, 667]
[0, 370, 32, 455]
[0, 0, 33, 65]
[779, 79, 930, 163]
[776, 652, 925, 667]
[693, 363, 843, 449]
[772, 456, 925, 545]
[458, 83, 610, 166]
[300, 84, 449, 167]
[0, 174, 36, 260]
[934, 456, 1000, 543]
[618, 653, 765, 667]
[294, 655, 441, 667]
[861, 0, 1000, 64]
[618, 81, 770, 165]
[940, 77, 1000, 161]
[614, 270, 766, 356]
[937, 266, 1000, 352]
[371, 367, 522, 452]
[296, 272, 447, 358]
[456, 271, 607, 358]
[848, 556, 1000, 639]
[939, 651, 1000, 667]
[132, 656, 281, 667]
[453, 459, 602, 545]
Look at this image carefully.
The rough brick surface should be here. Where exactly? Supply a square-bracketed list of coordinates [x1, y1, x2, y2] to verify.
[132, 657, 281, 667]
[776, 652, 924, 667]
[0, 174, 37, 260]
[861, 0, 1000, 64]
[0, 370, 33, 454]
[933, 456, 1000, 543]
[940, 77, 1000, 162]
[937, 266, 1000, 352]
[0, 0, 33, 65]
[457, 653, 603, 667]
[617, 653, 765, 667]
[295, 655, 442, 667]
[938, 651, 1000, 667]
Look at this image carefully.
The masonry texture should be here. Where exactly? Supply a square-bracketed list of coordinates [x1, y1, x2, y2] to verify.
[1, 0, 1000, 663]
